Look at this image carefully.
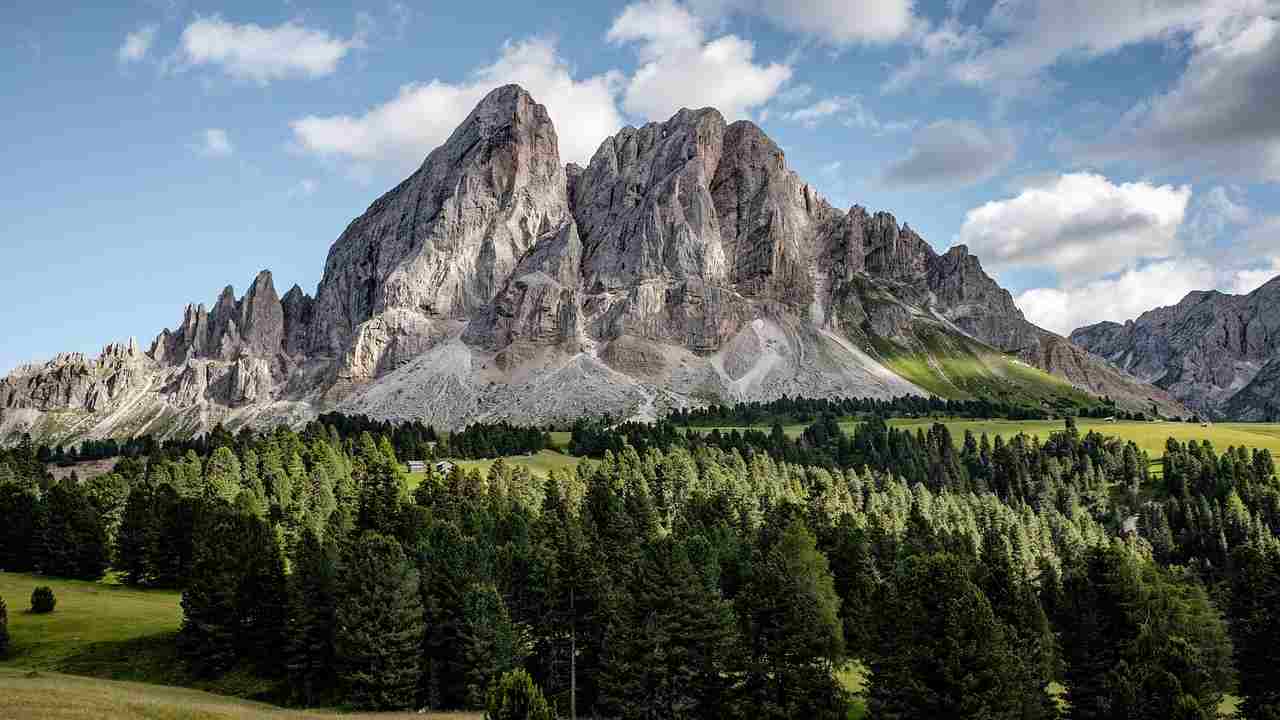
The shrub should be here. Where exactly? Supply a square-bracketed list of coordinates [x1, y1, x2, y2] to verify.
[0, 595, 9, 657]
[485, 669, 553, 720]
[30, 586, 56, 614]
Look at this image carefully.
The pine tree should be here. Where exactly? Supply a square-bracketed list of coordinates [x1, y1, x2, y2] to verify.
[869, 552, 1029, 720]
[486, 668, 554, 720]
[287, 526, 340, 706]
[116, 484, 157, 585]
[335, 532, 425, 710]
[180, 507, 287, 677]
[462, 583, 528, 709]
[741, 518, 846, 719]
[204, 446, 243, 504]
[1057, 544, 1233, 720]
[39, 480, 108, 580]
[597, 536, 738, 719]
[0, 483, 40, 572]
[1229, 541, 1280, 719]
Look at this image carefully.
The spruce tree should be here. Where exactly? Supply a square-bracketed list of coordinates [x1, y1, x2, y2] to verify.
[486, 668, 554, 720]
[0, 484, 40, 572]
[116, 484, 157, 585]
[1229, 541, 1280, 719]
[334, 532, 425, 710]
[287, 526, 340, 705]
[868, 553, 1028, 720]
[180, 506, 287, 677]
[462, 583, 527, 709]
[1057, 544, 1233, 720]
[741, 518, 846, 719]
[597, 536, 738, 719]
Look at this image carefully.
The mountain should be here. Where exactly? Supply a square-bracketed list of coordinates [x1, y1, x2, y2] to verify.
[0, 85, 1183, 443]
[1071, 276, 1280, 420]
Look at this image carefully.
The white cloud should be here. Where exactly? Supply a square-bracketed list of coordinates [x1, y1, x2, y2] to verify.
[883, 120, 1015, 188]
[118, 25, 156, 63]
[1084, 12, 1280, 181]
[196, 128, 234, 157]
[1230, 257, 1280, 294]
[691, 0, 918, 44]
[784, 97, 848, 127]
[177, 16, 359, 84]
[886, 0, 1276, 99]
[291, 38, 623, 171]
[1016, 259, 1217, 334]
[958, 173, 1191, 285]
[608, 0, 791, 121]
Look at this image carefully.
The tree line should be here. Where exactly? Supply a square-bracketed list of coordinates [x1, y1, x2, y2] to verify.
[1, 410, 1279, 717]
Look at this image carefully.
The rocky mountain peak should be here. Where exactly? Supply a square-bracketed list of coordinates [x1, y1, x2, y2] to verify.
[1072, 272, 1280, 418]
[306, 83, 570, 380]
[1, 83, 1192, 443]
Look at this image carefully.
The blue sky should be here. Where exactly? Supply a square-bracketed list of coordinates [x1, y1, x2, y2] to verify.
[3, 0, 1279, 375]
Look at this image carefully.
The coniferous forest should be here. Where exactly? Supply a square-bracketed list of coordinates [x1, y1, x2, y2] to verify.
[1, 411, 1279, 719]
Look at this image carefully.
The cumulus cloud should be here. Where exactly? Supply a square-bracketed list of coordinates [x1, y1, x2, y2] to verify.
[1084, 12, 1280, 181]
[608, 0, 790, 121]
[177, 16, 360, 84]
[959, 173, 1191, 285]
[291, 38, 623, 171]
[690, 0, 918, 44]
[118, 25, 156, 63]
[196, 128, 234, 157]
[886, 0, 1273, 99]
[883, 120, 1015, 188]
[1016, 259, 1217, 334]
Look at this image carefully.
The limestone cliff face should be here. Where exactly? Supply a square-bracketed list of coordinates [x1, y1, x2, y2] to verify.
[307, 84, 571, 380]
[1, 84, 1193, 443]
[1073, 276, 1280, 418]
[0, 270, 313, 442]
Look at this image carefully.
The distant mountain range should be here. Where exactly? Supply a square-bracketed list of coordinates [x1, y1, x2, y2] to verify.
[0, 84, 1188, 444]
[1072, 276, 1280, 421]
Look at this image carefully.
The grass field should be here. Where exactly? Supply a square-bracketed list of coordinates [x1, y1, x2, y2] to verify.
[0, 669, 480, 720]
[407, 449, 582, 489]
[0, 572, 480, 718]
[0, 572, 181, 672]
[689, 418, 1280, 460]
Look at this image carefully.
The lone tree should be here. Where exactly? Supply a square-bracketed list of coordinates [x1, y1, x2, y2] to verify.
[334, 532, 425, 710]
[485, 668, 554, 720]
[30, 586, 55, 614]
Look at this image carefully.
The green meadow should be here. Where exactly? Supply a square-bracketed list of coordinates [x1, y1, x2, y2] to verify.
[690, 418, 1280, 460]
[407, 449, 581, 490]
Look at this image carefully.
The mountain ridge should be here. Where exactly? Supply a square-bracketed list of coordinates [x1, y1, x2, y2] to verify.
[0, 84, 1184, 443]
[1072, 275, 1280, 420]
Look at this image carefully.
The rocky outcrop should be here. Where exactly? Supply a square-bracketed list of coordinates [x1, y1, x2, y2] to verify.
[1073, 276, 1280, 418]
[306, 84, 571, 379]
[2, 84, 1194, 444]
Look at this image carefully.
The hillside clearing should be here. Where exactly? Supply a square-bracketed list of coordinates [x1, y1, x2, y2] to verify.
[689, 419, 1280, 460]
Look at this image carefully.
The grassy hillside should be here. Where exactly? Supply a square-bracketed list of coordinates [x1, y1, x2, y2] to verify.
[0, 669, 479, 720]
[0, 573, 180, 672]
[868, 325, 1099, 413]
[691, 419, 1280, 460]
[0, 573, 479, 719]
[407, 449, 581, 489]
